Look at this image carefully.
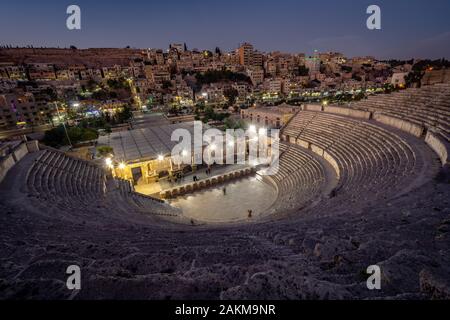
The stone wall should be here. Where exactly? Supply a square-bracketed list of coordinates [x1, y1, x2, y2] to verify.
[311, 144, 324, 157]
[12, 143, 28, 162]
[303, 104, 323, 112]
[323, 150, 340, 178]
[26, 140, 39, 153]
[421, 69, 450, 86]
[323, 106, 371, 120]
[296, 139, 309, 149]
[425, 132, 449, 166]
[0, 153, 16, 183]
[373, 113, 424, 137]
[0, 141, 40, 184]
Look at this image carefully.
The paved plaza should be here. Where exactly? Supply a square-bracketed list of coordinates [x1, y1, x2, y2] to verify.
[168, 175, 277, 223]
[134, 164, 277, 223]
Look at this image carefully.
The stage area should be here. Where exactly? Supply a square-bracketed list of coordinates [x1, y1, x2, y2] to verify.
[168, 175, 277, 223]
[134, 163, 277, 223]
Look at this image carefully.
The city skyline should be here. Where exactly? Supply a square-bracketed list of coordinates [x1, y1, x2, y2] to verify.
[1, 0, 450, 59]
[1, 0, 450, 305]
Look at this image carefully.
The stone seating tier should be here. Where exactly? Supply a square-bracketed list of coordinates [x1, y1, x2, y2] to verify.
[282, 111, 418, 198]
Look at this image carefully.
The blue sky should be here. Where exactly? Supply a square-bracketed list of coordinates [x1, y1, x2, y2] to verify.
[1, 0, 450, 59]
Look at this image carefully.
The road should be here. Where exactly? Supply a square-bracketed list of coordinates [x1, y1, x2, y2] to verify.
[0, 124, 52, 139]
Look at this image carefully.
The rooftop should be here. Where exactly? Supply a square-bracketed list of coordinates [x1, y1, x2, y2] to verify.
[97, 121, 207, 163]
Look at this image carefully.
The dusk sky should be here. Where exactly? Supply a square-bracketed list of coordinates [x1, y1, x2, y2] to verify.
[1, 0, 450, 59]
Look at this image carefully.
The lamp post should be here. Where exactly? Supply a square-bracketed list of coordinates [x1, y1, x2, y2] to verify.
[54, 101, 72, 149]
[118, 162, 126, 179]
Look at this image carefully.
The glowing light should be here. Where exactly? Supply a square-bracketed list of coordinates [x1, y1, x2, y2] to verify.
[258, 128, 267, 135]
[105, 158, 112, 166]
[249, 125, 256, 133]
[210, 144, 216, 151]
[157, 154, 164, 161]
[182, 150, 188, 156]
[118, 162, 126, 170]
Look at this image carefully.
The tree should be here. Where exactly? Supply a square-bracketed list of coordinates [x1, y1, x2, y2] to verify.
[86, 79, 98, 91]
[115, 105, 133, 123]
[107, 77, 130, 90]
[91, 89, 110, 100]
[203, 50, 213, 58]
[161, 80, 172, 89]
[296, 65, 309, 77]
[43, 126, 98, 147]
[44, 87, 57, 100]
[46, 113, 55, 127]
[224, 117, 246, 130]
[97, 146, 113, 157]
[43, 126, 66, 147]
[405, 71, 424, 87]
[341, 65, 352, 73]
[201, 106, 230, 123]
[195, 70, 251, 85]
[104, 124, 112, 135]
[223, 88, 238, 106]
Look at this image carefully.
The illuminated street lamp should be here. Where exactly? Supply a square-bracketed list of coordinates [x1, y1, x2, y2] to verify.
[54, 102, 72, 148]
[105, 157, 112, 166]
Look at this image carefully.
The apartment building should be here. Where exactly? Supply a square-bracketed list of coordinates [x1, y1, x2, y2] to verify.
[27, 63, 56, 81]
[247, 67, 265, 85]
[0, 92, 51, 128]
[144, 65, 171, 84]
[0, 63, 27, 80]
[238, 43, 254, 66]
[264, 78, 283, 94]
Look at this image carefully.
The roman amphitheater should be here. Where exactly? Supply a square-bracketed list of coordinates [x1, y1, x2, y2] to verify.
[0, 83, 449, 299]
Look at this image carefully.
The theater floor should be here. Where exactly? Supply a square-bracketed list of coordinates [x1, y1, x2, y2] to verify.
[168, 175, 277, 223]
